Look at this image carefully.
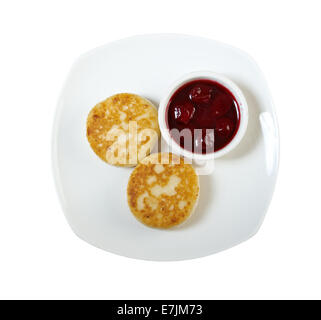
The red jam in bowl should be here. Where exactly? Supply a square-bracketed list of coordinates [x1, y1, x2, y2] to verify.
[166, 79, 240, 154]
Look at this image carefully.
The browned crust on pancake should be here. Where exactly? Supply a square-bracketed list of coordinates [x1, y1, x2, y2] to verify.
[127, 153, 199, 228]
[86, 93, 160, 166]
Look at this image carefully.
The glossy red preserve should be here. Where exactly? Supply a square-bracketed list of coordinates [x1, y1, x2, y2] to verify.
[166, 79, 240, 153]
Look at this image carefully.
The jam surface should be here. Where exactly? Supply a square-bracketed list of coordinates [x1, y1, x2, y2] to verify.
[166, 79, 240, 153]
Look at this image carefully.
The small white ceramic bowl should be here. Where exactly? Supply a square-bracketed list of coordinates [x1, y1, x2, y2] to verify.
[159, 71, 248, 160]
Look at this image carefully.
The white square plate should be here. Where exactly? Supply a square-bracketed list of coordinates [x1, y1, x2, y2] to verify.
[52, 34, 279, 260]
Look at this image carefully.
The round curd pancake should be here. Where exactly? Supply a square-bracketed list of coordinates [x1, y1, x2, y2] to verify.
[127, 153, 200, 228]
[86, 93, 160, 166]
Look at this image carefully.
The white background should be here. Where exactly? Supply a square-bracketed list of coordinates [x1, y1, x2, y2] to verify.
[0, 0, 320, 300]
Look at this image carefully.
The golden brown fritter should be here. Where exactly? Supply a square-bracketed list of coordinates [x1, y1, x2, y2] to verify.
[87, 93, 160, 166]
[127, 153, 199, 228]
